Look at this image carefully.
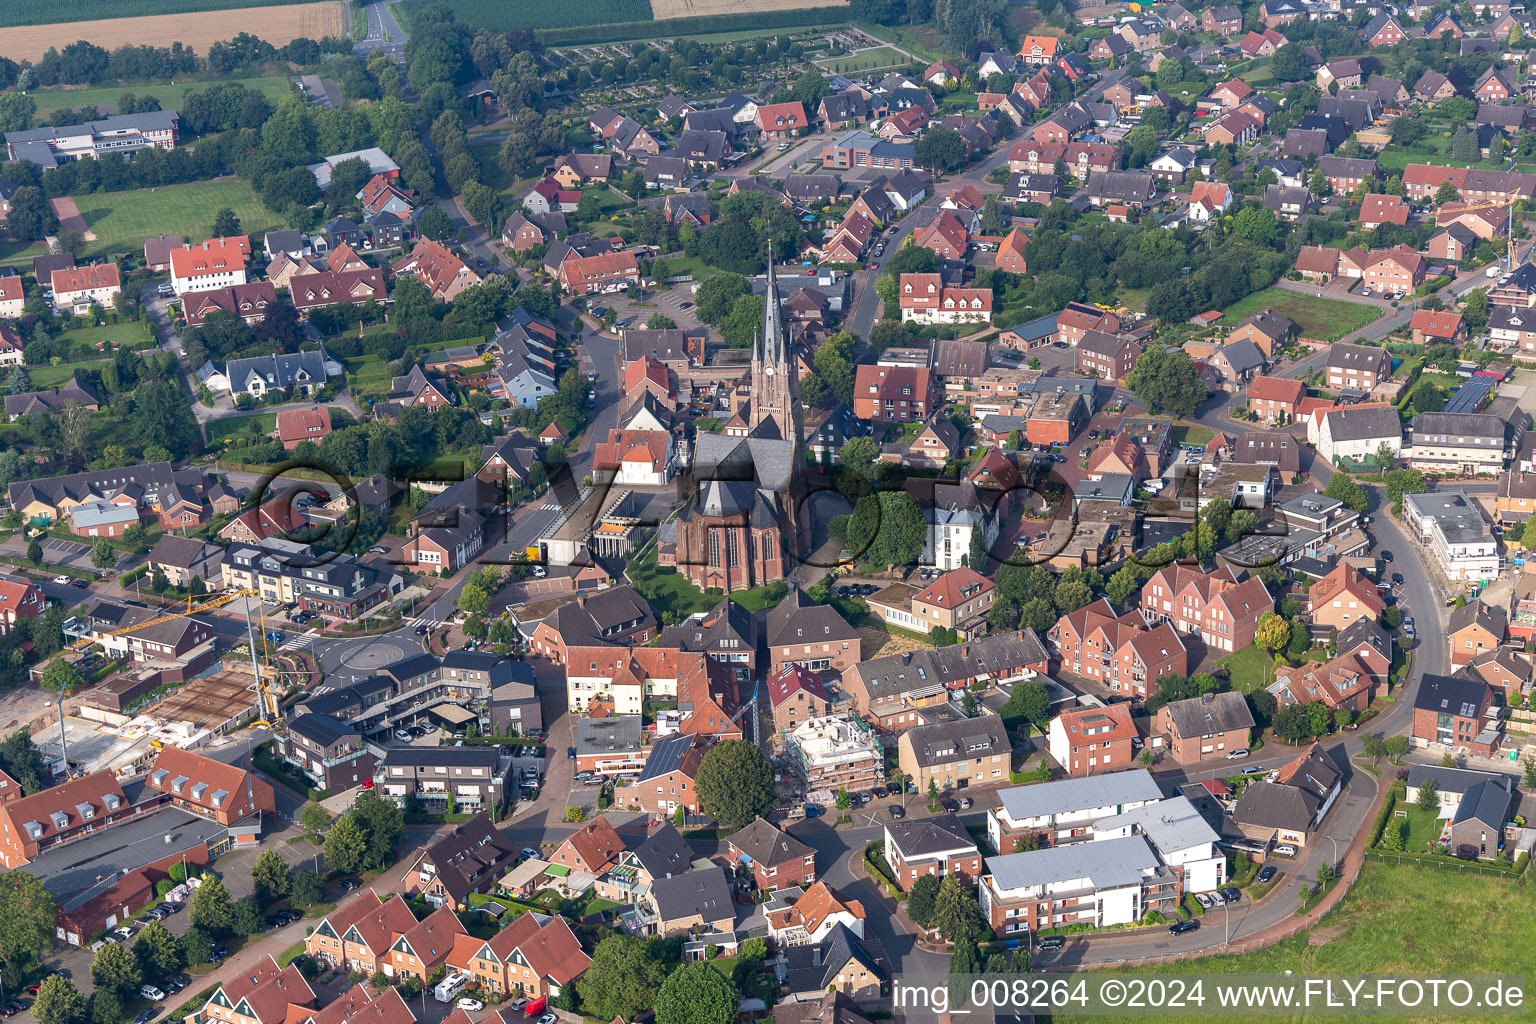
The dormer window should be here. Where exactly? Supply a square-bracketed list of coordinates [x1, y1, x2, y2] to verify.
[171, 775, 189, 793]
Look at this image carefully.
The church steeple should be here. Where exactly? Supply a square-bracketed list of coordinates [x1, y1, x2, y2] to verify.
[746, 243, 799, 441]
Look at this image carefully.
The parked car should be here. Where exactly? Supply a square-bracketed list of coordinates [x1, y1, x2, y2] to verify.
[456, 1000, 485, 1012]
[1391, 572, 1404, 586]
[140, 987, 166, 1003]
[958, 797, 972, 810]
[1, 1004, 24, 1018]
[567, 746, 576, 760]
[1037, 936, 1065, 951]
[368, 546, 388, 554]
[1221, 888, 1241, 904]
[133, 1010, 159, 1024]
[159, 978, 184, 995]
[1380, 550, 1393, 562]
[506, 1000, 529, 1014]
[394, 729, 412, 742]
[1273, 844, 1298, 857]
[1193, 892, 1213, 909]
[1256, 866, 1276, 885]
[1226, 748, 1250, 760]
[522, 847, 540, 860]
[53, 575, 71, 585]
[888, 804, 905, 818]
[1168, 920, 1199, 935]
[1241, 765, 1267, 775]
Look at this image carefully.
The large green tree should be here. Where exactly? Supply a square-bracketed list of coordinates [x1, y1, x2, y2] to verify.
[323, 813, 367, 874]
[90, 940, 141, 997]
[189, 875, 235, 936]
[845, 491, 927, 569]
[0, 868, 56, 969]
[654, 962, 739, 1024]
[132, 920, 183, 976]
[252, 849, 290, 906]
[348, 789, 405, 869]
[576, 935, 665, 1021]
[694, 740, 776, 830]
[1124, 345, 1205, 416]
[33, 976, 85, 1024]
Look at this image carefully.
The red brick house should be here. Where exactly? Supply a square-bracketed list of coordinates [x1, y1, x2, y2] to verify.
[1246, 375, 1305, 425]
[1410, 310, 1468, 345]
[882, 814, 980, 888]
[1412, 674, 1498, 755]
[726, 816, 816, 891]
[996, 228, 1028, 274]
[852, 363, 933, 422]
[558, 250, 640, 295]
[1046, 702, 1137, 775]
[548, 816, 625, 874]
[755, 101, 809, 139]
[1153, 691, 1255, 764]
[275, 405, 332, 451]
[768, 664, 831, 733]
[1047, 598, 1189, 698]
[1076, 330, 1141, 382]
[1138, 563, 1272, 655]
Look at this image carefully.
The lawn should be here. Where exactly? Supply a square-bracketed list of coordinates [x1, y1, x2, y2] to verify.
[1060, 861, 1533, 1023]
[74, 179, 286, 258]
[729, 581, 790, 613]
[1218, 643, 1276, 694]
[815, 46, 909, 73]
[1219, 287, 1381, 343]
[1376, 800, 1447, 852]
[207, 412, 278, 447]
[1168, 422, 1214, 447]
[30, 75, 293, 119]
[627, 539, 718, 621]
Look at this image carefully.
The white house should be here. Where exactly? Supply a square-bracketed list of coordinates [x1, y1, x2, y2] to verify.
[169, 237, 250, 296]
[1403, 490, 1500, 582]
[1090, 794, 1227, 894]
[51, 263, 121, 315]
[0, 276, 23, 320]
[1317, 406, 1402, 465]
[924, 502, 999, 571]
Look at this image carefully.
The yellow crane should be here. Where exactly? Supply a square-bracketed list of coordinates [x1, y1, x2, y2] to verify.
[1434, 194, 1521, 271]
[70, 587, 283, 724]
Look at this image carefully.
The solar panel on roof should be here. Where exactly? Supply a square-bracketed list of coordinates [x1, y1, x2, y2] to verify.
[1442, 377, 1494, 415]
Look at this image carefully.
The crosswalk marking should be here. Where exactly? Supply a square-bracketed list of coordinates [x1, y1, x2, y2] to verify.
[280, 634, 316, 651]
[406, 617, 443, 630]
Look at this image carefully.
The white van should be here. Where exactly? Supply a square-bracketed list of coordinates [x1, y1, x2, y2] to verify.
[433, 973, 471, 1003]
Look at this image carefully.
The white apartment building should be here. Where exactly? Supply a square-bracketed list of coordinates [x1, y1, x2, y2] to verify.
[1403, 490, 1500, 582]
[51, 263, 121, 315]
[986, 770, 1163, 853]
[169, 237, 250, 296]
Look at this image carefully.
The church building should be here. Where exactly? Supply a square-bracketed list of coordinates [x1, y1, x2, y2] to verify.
[674, 260, 805, 591]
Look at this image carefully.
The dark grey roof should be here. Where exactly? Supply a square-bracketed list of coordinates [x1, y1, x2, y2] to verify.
[901, 717, 1010, 768]
[1323, 406, 1401, 443]
[1218, 338, 1266, 375]
[1448, 600, 1508, 639]
[287, 713, 357, 747]
[381, 746, 504, 769]
[1406, 763, 1514, 797]
[1231, 780, 1319, 832]
[1324, 342, 1391, 371]
[1413, 674, 1492, 717]
[543, 584, 656, 647]
[630, 823, 695, 879]
[1160, 690, 1253, 737]
[649, 865, 733, 923]
[884, 813, 973, 858]
[727, 816, 814, 867]
[784, 924, 886, 995]
[1411, 412, 1506, 444]
[764, 589, 860, 648]
[852, 631, 1049, 700]
[1087, 170, 1157, 203]
[35, 808, 228, 911]
[1453, 778, 1515, 830]
[577, 715, 643, 756]
[1337, 617, 1391, 664]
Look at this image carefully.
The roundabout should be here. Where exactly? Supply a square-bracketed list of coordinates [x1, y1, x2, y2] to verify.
[312, 627, 424, 683]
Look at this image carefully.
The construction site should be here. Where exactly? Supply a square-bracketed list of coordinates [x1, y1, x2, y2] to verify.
[33, 664, 265, 780]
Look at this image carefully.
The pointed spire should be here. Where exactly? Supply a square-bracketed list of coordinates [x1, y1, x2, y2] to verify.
[752, 328, 761, 365]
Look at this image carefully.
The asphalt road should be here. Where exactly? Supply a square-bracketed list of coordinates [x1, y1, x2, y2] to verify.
[355, 0, 409, 58]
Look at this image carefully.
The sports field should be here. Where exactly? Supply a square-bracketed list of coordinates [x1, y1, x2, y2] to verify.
[1219, 286, 1381, 343]
[73, 180, 286, 257]
[29, 75, 294, 119]
[0, 3, 344, 61]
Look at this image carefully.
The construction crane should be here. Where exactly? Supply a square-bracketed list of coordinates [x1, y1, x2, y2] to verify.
[1436, 194, 1521, 272]
[68, 587, 283, 725]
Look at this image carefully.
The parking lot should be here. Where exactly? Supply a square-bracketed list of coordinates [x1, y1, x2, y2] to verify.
[599, 287, 704, 332]
[41, 537, 91, 566]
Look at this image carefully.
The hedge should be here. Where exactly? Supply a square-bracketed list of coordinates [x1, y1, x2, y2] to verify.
[253, 743, 330, 801]
[533, 5, 848, 44]
[121, 565, 149, 585]
[1367, 779, 1406, 848]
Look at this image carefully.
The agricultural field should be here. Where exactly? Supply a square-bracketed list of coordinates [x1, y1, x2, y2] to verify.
[1219, 286, 1380, 342]
[652, 0, 846, 18]
[0, 2, 344, 62]
[398, 0, 653, 31]
[1060, 861, 1534, 1024]
[28, 75, 294, 119]
[814, 45, 907, 73]
[71, 180, 286, 258]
